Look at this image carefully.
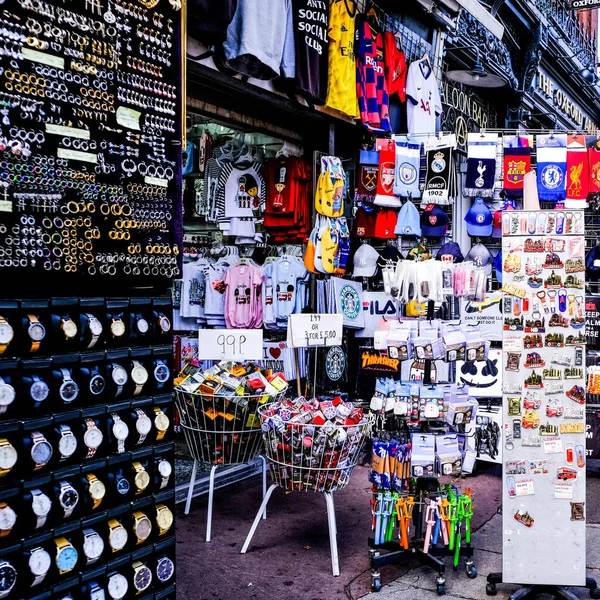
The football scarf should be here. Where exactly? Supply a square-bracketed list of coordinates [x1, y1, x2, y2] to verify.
[393, 135, 421, 198]
[464, 133, 498, 198]
[588, 146, 600, 194]
[565, 135, 589, 209]
[374, 138, 400, 207]
[356, 150, 379, 204]
[536, 134, 567, 203]
[421, 135, 457, 206]
[503, 136, 531, 199]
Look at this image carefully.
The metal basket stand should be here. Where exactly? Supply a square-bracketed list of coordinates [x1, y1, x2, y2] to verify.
[175, 389, 283, 542]
[241, 409, 369, 576]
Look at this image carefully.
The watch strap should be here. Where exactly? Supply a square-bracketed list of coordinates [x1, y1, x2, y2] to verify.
[86, 314, 100, 349]
[28, 314, 41, 353]
[30, 548, 48, 586]
[135, 409, 147, 444]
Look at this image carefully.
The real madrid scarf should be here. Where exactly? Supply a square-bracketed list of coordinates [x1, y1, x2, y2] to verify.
[565, 135, 589, 209]
[503, 136, 531, 199]
[421, 135, 457, 206]
[393, 135, 421, 198]
[374, 138, 401, 207]
[356, 150, 379, 204]
[536, 134, 567, 203]
[464, 133, 498, 198]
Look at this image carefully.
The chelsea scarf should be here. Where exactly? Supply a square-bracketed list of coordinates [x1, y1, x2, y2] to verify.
[421, 135, 457, 206]
[464, 133, 498, 198]
[356, 150, 379, 204]
[536, 134, 567, 203]
[393, 135, 421, 198]
[565, 135, 589, 209]
[503, 136, 531, 199]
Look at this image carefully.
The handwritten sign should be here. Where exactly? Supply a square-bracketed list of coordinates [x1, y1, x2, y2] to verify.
[287, 314, 343, 348]
[198, 329, 263, 361]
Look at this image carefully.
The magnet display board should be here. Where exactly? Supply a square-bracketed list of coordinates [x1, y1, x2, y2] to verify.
[502, 210, 586, 586]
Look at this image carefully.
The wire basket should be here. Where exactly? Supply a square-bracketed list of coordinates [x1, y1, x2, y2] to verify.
[175, 388, 285, 465]
[258, 404, 370, 493]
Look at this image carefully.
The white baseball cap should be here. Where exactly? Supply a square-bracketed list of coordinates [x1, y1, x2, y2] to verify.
[353, 243, 380, 277]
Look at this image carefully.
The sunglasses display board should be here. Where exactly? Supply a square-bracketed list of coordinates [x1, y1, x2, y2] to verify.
[501, 210, 586, 586]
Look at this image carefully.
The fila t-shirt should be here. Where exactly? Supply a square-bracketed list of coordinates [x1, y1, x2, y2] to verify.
[405, 61, 442, 135]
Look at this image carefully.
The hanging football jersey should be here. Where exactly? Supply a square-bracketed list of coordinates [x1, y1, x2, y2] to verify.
[383, 31, 407, 102]
[405, 58, 442, 135]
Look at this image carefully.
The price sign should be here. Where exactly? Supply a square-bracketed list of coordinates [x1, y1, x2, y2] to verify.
[287, 314, 343, 348]
[197, 329, 263, 361]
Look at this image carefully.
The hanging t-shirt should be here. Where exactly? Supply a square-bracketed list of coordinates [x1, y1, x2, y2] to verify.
[216, 162, 265, 219]
[292, 0, 329, 104]
[383, 31, 407, 102]
[188, 0, 238, 46]
[204, 262, 229, 320]
[325, 0, 358, 118]
[405, 60, 442, 135]
[180, 260, 209, 320]
[273, 259, 308, 321]
[223, 263, 265, 328]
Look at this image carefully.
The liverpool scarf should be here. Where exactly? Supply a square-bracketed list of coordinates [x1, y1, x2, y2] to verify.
[503, 136, 531, 199]
[421, 134, 457, 206]
[536, 134, 567, 203]
[588, 146, 600, 194]
[393, 135, 421, 198]
[464, 133, 498, 198]
[356, 150, 379, 204]
[565, 135, 589, 209]
[374, 138, 401, 207]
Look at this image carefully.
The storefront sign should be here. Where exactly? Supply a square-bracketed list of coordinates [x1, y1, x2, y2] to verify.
[360, 349, 400, 372]
[198, 329, 263, 360]
[586, 297, 600, 348]
[572, 0, 600, 9]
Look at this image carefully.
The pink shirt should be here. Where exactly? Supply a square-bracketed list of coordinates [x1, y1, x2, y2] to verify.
[223, 264, 265, 328]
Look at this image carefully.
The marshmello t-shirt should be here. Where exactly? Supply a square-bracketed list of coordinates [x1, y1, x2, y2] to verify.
[405, 61, 442, 135]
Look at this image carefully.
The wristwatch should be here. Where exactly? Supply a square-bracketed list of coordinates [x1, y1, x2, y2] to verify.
[30, 431, 53, 471]
[135, 315, 149, 335]
[131, 360, 149, 396]
[31, 488, 52, 529]
[157, 458, 172, 489]
[60, 316, 78, 340]
[157, 313, 171, 334]
[0, 502, 16, 537]
[27, 314, 45, 353]
[132, 560, 152, 594]
[29, 546, 51, 587]
[111, 413, 129, 454]
[110, 363, 128, 398]
[83, 418, 103, 458]
[0, 316, 13, 356]
[107, 572, 128, 600]
[0, 438, 17, 477]
[57, 480, 79, 518]
[89, 581, 106, 600]
[0, 377, 15, 414]
[156, 556, 175, 583]
[30, 374, 49, 403]
[82, 527, 104, 564]
[59, 368, 79, 403]
[154, 359, 170, 389]
[55, 536, 78, 574]
[85, 313, 103, 348]
[132, 461, 150, 495]
[108, 518, 128, 552]
[155, 503, 174, 536]
[135, 408, 152, 444]
[110, 317, 126, 339]
[115, 472, 130, 496]
[89, 368, 106, 396]
[0, 560, 17, 598]
[58, 424, 78, 461]
[154, 407, 170, 441]
[86, 473, 106, 509]
[132, 510, 152, 544]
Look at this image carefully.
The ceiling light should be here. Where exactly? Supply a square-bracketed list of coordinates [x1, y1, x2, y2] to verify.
[446, 49, 506, 88]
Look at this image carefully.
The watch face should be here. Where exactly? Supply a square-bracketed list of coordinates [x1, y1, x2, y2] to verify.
[62, 319, 78, 338]
[29, 321, 46, 342]
[56, 546, 78, 572]
[157, 506, 174, 531]
[0, 506, 16, 530]
[112, 421, 129, 441]
[32, 440, 53, 464]
[132, 365, 148, 385]
[60, 379, 79, 402]
[29, 548, 51, 576]
[136, 317, 149, 334]
[84, 532, 104, 560]
[158, 459, 172, 478]
[109, 526, 128, 550]
[89, 318, 103, 336]
[90, 374, 105, 395]
[0, 563, 17, 592]
[136, 415, 152, 435]
[154, 364, 170, 383]
[134, 565, 152, 591]
[116, 477, 130, 495]
[32, 492, 51, 516]
[112, 365, 128, 386]
[0, 443, 17, 470]
[89, 479, 106, 500]
[30, 380, 49, 402]
[135, 516, 152, 540]
[155, 412, 170, 431]
[90, 586, 106, 600]
[60, 487, 79, 509]
[108, 573, 128, 599]
[0, 384, 15, 407]
[110, 319, 125, 337]
[84, 426, 103, 449]
[157, 557, 174, 582]
[0, 322, 13, 344]
[159, 315, 171, 332]
[58, 433, 78, 457]
[134, 470, 150, 491]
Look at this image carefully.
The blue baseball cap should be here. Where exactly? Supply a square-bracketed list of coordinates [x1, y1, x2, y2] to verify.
[466, 242, 493, 276]
[394, 200, 421, 237]
[465, 198, 493, 237]
[436, 242, 464, 263]
[494, 250, 502, 283]
[421, 205, 449, 238]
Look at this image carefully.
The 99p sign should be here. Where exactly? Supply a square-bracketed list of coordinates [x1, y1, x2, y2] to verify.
[198, 329, 263, 361]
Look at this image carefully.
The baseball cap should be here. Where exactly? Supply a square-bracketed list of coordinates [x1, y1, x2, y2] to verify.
[465, 242, 493, 276]
[375, 208, 398, 239]
[494, 250, 502, 283]
[421, 205, 450, 238]
[353, 243, 380, 277]
[436, 242, 464, 263]
[465, 198, 493, 237]
[394, 200, 421, 237]
[353, 207, 376, 238]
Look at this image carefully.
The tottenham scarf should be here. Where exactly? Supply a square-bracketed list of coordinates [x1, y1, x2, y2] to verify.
[356, 150, 379, 204]
[374, 138, 401, 207]
[565, 135, 589, 209]
[536, 134, 567, 203]
[393, 135, 421, 198]
[464, 133, 498, 198]
[503, 136, 531, 199]
[421, 135, 457, 206]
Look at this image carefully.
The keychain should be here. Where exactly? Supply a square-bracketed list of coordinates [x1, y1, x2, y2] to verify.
[536, 291, 549, 313]
[547, 290, 557, 313]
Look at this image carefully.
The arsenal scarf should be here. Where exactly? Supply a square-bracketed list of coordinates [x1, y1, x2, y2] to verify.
[356, 150, 379, 204]
[565, 135, 589, 209]
[503, 136, 531, 199]
[393, 135, 421, 198]
[588, 146, 600, 194]
[536, 134, 567, 203]
[374, 138, 401, 207]
[464, 133, 498, 198]
[421, 135, 457, 206]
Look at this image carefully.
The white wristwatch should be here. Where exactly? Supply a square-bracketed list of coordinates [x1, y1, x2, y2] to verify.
[58, 424, 78, 461]
[82, 527, 105, 565]
[157, 458, 172, 489]
[29, 546, 51, 587]
[0, 376, 16, 415]
[135, 408, 152, 444]
[31, 489, 52, 529]
[111, 414, 129, 454]
[131, 360, 148, 396]
[85, 313, 103, 349]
